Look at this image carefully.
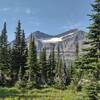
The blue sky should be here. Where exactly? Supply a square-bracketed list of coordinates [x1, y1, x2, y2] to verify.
[0, 0, 93, 41]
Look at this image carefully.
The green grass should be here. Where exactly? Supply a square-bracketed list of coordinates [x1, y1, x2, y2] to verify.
[0, 87, 79, 100]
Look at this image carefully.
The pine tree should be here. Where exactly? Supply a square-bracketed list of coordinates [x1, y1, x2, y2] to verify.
[0, 22, 9, 70]
[81, 0, 100, 80]
[82, 81, 98, 100]
[71, 38, 82, 88]
[0, 22, 9, 86]
[79, 0, 100, 98]
[71, 0, 100, 96]
[11, 20, 22, 76]
[26, 34, 37, 88]
[72, 42, 85, 90]
[20, 30, 27, 78]
[39, 48, 47, 84]
[11, 20, 26, 82]
[7, 46, 13, 78]
[47, 46, 56, 85]
[16, 66, 27, 89]
[55, 45, 68, 88]
[55, 45, 62, 86]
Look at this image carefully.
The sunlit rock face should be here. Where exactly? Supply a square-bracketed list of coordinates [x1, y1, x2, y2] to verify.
[27, 29, 86, 65]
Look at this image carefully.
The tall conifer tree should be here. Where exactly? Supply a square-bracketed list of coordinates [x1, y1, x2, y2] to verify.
[26, 34, 37, 87]
[81, 1, 100, 98]
[0, 22, 9, 73]
[48, 46, 56, 85]
[39, 48, 47, 84]
[11, 20, 22, 81]
[0, 22, 9, 86]
[81, 0, 100, 80]
[20, 30, 27, 78]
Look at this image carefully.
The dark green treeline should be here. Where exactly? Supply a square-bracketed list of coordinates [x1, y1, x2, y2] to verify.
[0, 20, 69, 88]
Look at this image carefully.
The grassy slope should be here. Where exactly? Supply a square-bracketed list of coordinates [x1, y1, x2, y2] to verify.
[0, 87, 79, 100]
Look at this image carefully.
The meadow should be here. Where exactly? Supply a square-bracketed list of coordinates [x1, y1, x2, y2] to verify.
[0, 87, 80, 100]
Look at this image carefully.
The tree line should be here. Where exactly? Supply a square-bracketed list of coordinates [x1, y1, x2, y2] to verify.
[0, 20, 70, 89]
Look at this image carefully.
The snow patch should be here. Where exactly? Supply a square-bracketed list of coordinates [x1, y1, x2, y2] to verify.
[42, 37, 62, 43]
[41, 32, 75, 43]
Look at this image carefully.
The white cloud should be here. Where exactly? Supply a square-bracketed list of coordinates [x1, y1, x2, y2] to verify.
[3, 8, 10, 11]
[0, 7, 10, 12]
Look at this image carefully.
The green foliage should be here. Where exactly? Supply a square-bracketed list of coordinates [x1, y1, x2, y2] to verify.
[0, 1, 100, 99]
[0, 22, 11, 87]
[55, 58, 68, 89]
[82, 81, 99, 100]
[63, 89, 79, 100]
[0, 22, 9, 72]
[0, 87, 79, 100]
[83, 0, 100, 79]
[0, 87, 20, 97]
[20, 30, 27, 77]
[71, 0, 100, 93]
[12, 20, 22, 72]
[39, 48, 47, 84]
[47, 47, 56, 85]
[11, 20, 27, 86]
[26, 34, 37, 87]
[11, 20, 24, 81]
[15, 80, 27, 89]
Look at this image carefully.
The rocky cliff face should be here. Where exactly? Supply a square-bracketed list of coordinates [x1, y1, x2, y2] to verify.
[27, 29, 86, 65]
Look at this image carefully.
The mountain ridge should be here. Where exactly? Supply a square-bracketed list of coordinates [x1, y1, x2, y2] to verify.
[27, 28, 85, 39]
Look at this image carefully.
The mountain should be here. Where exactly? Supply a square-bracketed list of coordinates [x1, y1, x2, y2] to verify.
[27, 29, 86, 65]
[10, 29, 85, 65]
